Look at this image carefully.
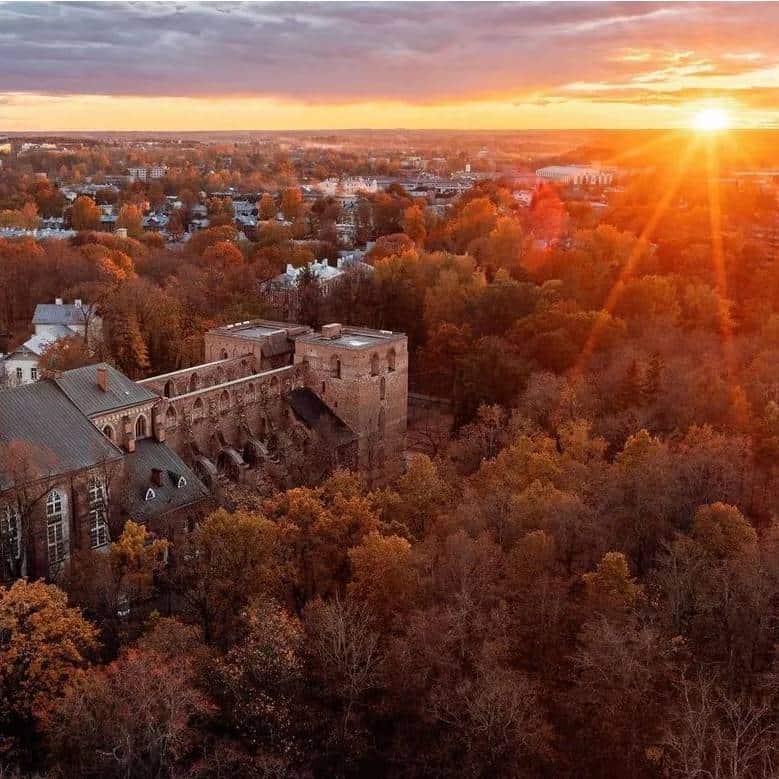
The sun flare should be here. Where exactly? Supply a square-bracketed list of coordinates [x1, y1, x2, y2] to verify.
[693, 108, 730, 132]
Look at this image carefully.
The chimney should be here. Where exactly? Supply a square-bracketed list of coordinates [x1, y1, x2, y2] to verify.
[150, 468, 163, 487]
[74, 298, 82, 308]
[55, 297, 63, 306]
[286, 263, 294, 275]
[321, 323, 342, 339]
[96, 365, 108, 392]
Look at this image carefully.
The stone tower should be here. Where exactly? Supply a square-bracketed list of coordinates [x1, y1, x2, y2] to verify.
[294, 323, 408, 485]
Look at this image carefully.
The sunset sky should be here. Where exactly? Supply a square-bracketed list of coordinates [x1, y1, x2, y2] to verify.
[3, 1, 779, 131]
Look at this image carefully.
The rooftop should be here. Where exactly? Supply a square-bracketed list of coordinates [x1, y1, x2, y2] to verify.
[298, 325, 404, 351]
[55, 363, 157, 417]
[209, 319, 308, 340]
[32, 302, 93, 326]
[0, 380, 123, 490]
[122, 439, 209, 522]
[287, 387, 356, 447]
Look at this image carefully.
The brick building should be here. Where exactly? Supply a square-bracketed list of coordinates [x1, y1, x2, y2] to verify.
[0, 319, 408, 583]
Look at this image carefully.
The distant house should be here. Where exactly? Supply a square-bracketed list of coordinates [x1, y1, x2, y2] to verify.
[1, 298, 101, 386]
[261, 256, 373, 319]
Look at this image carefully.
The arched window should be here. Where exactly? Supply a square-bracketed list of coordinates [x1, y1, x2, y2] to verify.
[270, 376, 279, 395]
[135, 415, 147, 438]
[220, 390, 230, 413]
[46, 490, 66, 570]
[371, 353, 380, 376]
[387, 349, 396, 372]
[163, 380, 175, 398]
[165, 405, 177, 429]
[192, 398, 205, 421]
[102, 424, 114, 441]
[87, 477, 108, 549]
[1, 504, 21, 560]
[189, 373, 199, 392]
[246, 382, 256, 401]
[330, 354, 341, 379]
[378, 407, 386, 434]
[380, 376, 386, 400]
[220, 349, 228, 360]
[241, 359, 248, 373]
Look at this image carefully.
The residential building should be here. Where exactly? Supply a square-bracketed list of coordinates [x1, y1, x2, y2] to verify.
[1, 298, 101, 386]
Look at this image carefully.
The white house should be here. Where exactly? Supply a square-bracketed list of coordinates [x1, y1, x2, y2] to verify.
[1, 299, 101, 386]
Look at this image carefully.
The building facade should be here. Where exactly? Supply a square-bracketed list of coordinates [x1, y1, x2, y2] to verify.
[0, 319, 408, 583]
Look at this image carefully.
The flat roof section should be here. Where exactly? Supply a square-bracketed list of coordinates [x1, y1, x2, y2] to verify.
[208, 319, 308, 341]
[298, 327, 405, 350]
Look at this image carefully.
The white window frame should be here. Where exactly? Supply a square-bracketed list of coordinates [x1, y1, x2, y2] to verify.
[46, 490, 67, 572]
[87, 477, 109, 549]
[30, 367, 38, 381]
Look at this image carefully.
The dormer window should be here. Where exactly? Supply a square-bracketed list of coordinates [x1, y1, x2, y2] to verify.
[177, 476, 187, 489]
[145, 487, 156, 501]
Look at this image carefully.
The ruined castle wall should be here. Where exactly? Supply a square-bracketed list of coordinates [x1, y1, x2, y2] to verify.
[158, 364, 307, 463]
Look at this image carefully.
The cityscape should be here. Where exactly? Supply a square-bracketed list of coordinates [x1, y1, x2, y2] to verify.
[2, 2, 779, 777]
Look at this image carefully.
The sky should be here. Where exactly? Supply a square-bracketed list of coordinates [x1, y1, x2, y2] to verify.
[2, 1, 779, 131]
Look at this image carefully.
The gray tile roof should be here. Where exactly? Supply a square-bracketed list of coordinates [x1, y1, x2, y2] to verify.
[287, 387, 356, 446]
[32, 303, 92, 326]
[0, 380, 123, 491]
[122, 440, 209, 522]
[55, 363, 157, 417]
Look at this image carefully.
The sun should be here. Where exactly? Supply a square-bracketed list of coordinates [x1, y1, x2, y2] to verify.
[693, 108, 730, 132]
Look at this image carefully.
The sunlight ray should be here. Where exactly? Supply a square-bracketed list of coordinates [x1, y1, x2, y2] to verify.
[569, 135, 701, 380]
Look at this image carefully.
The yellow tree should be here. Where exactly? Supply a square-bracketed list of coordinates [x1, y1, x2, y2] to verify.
[0, 580, 98, 742]
[348, 533, 414, 626]
[117, 203, 144, 238]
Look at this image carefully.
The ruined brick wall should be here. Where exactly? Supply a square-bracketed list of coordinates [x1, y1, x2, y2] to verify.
[137, 355, 257, 398]
[158, 364, 307, 465]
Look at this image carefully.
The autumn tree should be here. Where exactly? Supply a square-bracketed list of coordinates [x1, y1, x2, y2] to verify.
[38, 334, 98, 377]
[259, 192, 277, 221]
[281, 187, 303, 221]
[169, 509, 284, 647]
[117, 203, 144, 238]
[70, 195, 101, 231]
[0, 580, 98, 756]
[43, 646, 210, 777]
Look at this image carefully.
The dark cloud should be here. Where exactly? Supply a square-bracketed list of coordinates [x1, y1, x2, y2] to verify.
[1, 1, 778, 102]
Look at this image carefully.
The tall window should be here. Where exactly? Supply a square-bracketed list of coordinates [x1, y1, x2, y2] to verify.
[102, 424, 114, 441]
[1, 504, 21, 561]
[387, 349, 396, 372]
[135, 415, 147, 438]
[30, 367, 38, 381]
[189, 373, 199, 392]
[15, 367, 22, 382]
[330, 354, 341, 379]
[220, 390, 230, 413]
[165, 405, 177, 429]
[163, 380, 175, 398]
[380, 376, 386, 400]
[46, 490, 66, 571]
[192, 398, 205, 421]
[87, 477, 109, 549]
[371, 353, 380, 376]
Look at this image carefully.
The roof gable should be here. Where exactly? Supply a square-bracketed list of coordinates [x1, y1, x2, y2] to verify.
[55, 363, 157, 417]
